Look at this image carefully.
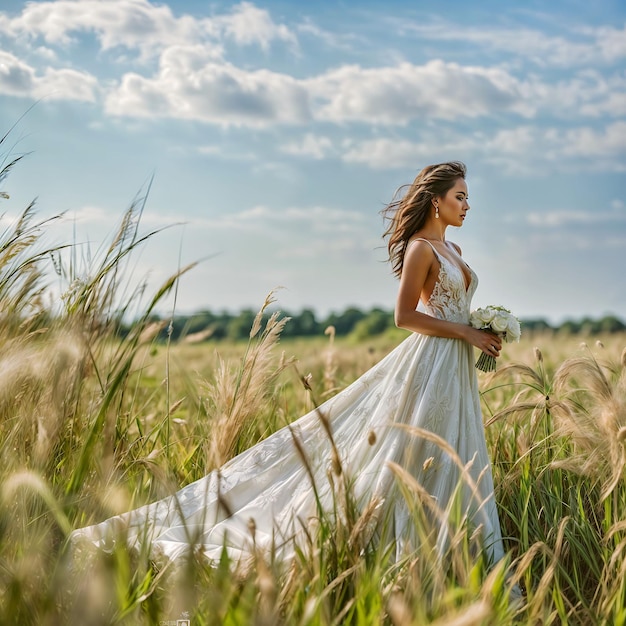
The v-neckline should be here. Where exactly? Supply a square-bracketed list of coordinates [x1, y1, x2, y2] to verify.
[408, 237, 474, 294]
[441, 241, 473, 293]
[439, 254, 473, 294]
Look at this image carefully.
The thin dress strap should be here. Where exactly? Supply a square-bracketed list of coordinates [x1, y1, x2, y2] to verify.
[407, 237, 440, 258]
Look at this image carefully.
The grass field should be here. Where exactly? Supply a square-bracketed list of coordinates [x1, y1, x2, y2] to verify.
[2, 295, 626, 624]
[2, 176, 626, 623]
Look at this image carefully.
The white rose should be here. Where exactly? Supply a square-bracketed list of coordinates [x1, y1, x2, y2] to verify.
[471, 307, 494, 328]
[484, 307, 498, 323]
[505, 316, 521, 342]
[470, 314, 483, 329]
[491, 311, 509, 333]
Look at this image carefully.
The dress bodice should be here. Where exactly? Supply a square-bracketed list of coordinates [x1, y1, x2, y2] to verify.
[413, 239, 477, 324]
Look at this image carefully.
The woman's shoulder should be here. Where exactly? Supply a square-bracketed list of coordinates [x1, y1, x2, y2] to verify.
[405, 237, 439, 265]
[407, 237, 436, 253]
[406, 237, 464, 263]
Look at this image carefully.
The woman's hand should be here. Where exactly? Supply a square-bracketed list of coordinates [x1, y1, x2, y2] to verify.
[464, 327, 502, 358]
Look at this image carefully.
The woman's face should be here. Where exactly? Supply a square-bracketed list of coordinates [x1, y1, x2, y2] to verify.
[437, 178, 470, 227]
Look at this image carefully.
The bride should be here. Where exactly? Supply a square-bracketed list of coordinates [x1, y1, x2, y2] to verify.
[71, 161, 507, 570]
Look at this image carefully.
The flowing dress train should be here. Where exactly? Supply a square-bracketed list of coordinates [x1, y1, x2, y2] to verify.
[70, 240, 505, 567]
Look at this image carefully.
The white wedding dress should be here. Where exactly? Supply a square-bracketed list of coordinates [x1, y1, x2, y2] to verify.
[71, 239, 505, 568]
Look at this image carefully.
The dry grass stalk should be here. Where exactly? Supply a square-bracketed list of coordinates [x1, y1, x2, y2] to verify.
[138, 319, 168, 344]
[387, 590, 413, 626]
[390, 424, 484, 510]
[428, 600, 492, 626]
[0, 330, 85, 470]
[347, 495, 383, 550]
[527, 517, 571, 623]
[182, 327, 214, 343]
[387, 462, 448, 530]
[323, 325, 339, 396]
[1, 469, 72, 536]
[485, 362, 550, 429]
[550, 353, 626, 500]
[202, 292, 293, 467]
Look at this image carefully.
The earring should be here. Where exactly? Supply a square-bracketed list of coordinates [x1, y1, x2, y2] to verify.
[435, 204, 439, 219]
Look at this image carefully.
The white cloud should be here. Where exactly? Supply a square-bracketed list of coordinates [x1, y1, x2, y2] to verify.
[536, 70, 626, 119]
[307, 60, 532, 124]
[194, 204, 377, 264]
[0, 50, 97, 101]
[470, 123, 626, 174]
[582, 91, 626, 118]
[280, 133, 334, 159]
[526, 210, 626, 227]
[67, 203, 367, 237]
[214, 2, 296, 50]
[339, 122, 626, 172]
[577, 73, 626, 117]
[105, 44, 310, 126]
[39, 66, 99, 101]
[0, 0, 294, 60]
[341, 138, 431, 169]
[0, 0, 623, 175]
[485, 123, 626, 163]
[237, 205, 365, 230]
[296, 17, 360, 52]
[0, 51, 36, 96]
[561, 122, 626, 157]
[0, 0, 200, 57]
[33, 46, 58, 61]
[105, 56, 545, 126]
[395, 19, 626, 67]
[197, 145, 220, 156]
[103, 54, 625, 128]
[66, 206, 110, 223]
[1, 3, 622, 129]
[65, 206, 188, 229]
[341, 130, 486, 170]
[580, 24, 626, 64]
[273, 235, 377, 261]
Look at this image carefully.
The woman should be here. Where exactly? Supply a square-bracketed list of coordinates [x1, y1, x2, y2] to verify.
[71, 161, 506, 569]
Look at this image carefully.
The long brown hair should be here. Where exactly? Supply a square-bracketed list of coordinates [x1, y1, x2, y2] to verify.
[382, 161, 467, 278]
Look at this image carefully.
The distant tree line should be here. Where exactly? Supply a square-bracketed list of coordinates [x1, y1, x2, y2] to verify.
[134, 309, 626, 342]
[521, 315, 626, 335]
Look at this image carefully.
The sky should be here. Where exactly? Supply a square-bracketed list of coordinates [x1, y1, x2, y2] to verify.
[0, 0, 625, 324]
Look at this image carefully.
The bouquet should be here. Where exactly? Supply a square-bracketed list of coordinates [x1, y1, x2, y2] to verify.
[470, 306, 521, 372]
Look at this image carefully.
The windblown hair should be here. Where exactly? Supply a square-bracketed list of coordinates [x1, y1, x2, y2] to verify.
[382, 161, 467, 278]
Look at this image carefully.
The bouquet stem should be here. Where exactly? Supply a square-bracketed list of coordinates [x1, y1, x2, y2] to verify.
[475, 351, 496, 372]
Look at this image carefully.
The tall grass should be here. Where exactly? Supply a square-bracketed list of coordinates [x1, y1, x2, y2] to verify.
[2, 139, 626, 623]
[485, 340, 626, 624]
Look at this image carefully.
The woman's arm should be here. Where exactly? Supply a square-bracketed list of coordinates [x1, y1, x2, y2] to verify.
[394, 241, 502, 356]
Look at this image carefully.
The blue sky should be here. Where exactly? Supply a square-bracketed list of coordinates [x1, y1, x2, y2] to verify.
[0, 0, 624, 323]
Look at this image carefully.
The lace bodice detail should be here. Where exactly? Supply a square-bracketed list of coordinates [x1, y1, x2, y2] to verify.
[413, 239, 477, 324]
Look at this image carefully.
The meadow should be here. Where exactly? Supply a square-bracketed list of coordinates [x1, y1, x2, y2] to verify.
[2, 159, 626, 624]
